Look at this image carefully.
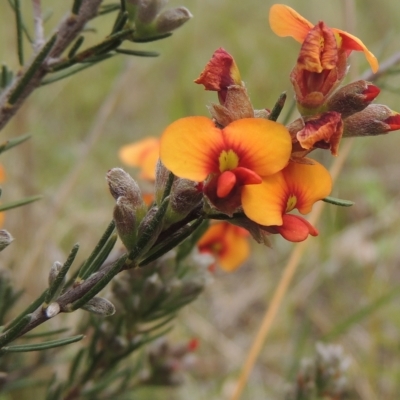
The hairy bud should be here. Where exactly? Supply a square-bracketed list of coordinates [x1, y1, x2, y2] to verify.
[82, 297, 116, 316]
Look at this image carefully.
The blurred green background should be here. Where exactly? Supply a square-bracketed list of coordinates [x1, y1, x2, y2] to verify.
[2, 0, 400, 398]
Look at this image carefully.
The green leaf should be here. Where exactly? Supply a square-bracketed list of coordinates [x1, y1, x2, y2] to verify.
[77, 220, 116, 280]
[8, 33, 58, 105]
[322, 196, 354, 207]
[0, 334, 84, 353]
[115, 48, 159, 57]
[0, 195, 42, 212]
[0, 314, 31, 348]
[0, 133, 31, 155]
[44, 244, 79, 305]
[268, 92, 287, 122]
[69, 254, 128, 311]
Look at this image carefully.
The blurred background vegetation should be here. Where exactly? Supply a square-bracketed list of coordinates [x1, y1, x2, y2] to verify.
[2, 0, 400, 398]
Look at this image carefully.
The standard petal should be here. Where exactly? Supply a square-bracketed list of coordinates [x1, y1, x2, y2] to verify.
[160, 116, 224, 182]
[269, 4, 313, 43]
[241, 173, 287, 226]
[282, 160, 332, 214]
[334, 28, 379, 73]
[222, 118, 292, 177]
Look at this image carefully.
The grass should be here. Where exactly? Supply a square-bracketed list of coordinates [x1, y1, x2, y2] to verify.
[2, 0, 400, 399]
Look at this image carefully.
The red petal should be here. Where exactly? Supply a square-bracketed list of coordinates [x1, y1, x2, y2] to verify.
[276, 214, 318, 242]
[233, 167, 262, 185]
[217, 170, 237, 198]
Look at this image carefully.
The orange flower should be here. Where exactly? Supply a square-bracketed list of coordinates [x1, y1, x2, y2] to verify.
[119, 137, 160, 181]
[197, 222, 250, 271]
[160, 116, 292, 215]
[241, 160, 332, 241]
[269, 4, 378, 73]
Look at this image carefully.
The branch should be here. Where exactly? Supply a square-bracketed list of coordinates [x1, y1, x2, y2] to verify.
[0, 0, 102, 132]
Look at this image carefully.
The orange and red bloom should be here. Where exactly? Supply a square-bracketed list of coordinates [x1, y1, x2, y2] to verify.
[197, 222, 250, 272]
[160, 116, 293, 215]
[269, 4, 379, 115]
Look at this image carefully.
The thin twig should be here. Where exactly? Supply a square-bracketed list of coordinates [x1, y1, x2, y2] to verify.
[32, 0, 45, 51]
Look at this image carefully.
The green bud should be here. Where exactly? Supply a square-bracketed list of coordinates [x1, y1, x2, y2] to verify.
[48, 261, 63, 286]
[155, 160, 172, 206]
[155, 7, 193, 35]
[113, 196, 139, 250]
[107, 168, 147, 250]
[81, 297, 116, 316]
[165, 178, 203, 226]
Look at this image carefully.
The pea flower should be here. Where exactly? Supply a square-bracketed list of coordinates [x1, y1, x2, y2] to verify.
[241, 160, 332, 242]
[269, 4, 378, 73]
[197, 222, 250, 272]
[269, 4, 378, 114]
[159, 116, 292, 216]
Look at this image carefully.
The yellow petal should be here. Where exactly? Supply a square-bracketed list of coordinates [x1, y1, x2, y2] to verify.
[282, 160, 332, 214]
[160, 117, 224, 182]
[269, 4, 313, 43]
[241, 172, 287, 226]
[333, 28, 379, 73]
[222, 118, 292, 177]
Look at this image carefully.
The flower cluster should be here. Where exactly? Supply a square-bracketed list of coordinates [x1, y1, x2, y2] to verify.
[117, 4, 400, 272]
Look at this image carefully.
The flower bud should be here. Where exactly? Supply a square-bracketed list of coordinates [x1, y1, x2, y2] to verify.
[194, 48, 242, 105]
[164, 179, 203, 226]
[107, 168, 144, 204]
[82, 297, 116, 316]
[155, 160, 173, 206]
[155, 7, 193, 35]
[107, 168, 147, 250]
[326, 80, 380, 119]
[48, 261, 62, 286]
[290, 22, 347, 114]
[113, 196, 138, 250]
[0, 229, 13, 252]
[343, 104, 400, 137]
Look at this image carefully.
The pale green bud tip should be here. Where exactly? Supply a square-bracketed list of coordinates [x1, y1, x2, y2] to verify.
[48, 261, 63, 286]
[82, 297, 116, 316]
[0, 230, 13, 252]
[155, 7, 193, 34]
